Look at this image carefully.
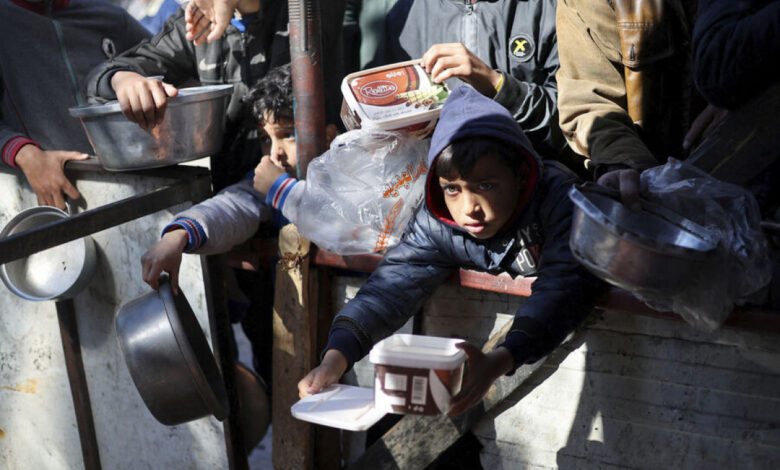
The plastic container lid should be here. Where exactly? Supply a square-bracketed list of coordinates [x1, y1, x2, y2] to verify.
[340, 60, 449, 131]
[369, 334, 466, 370]
[290, 384, 386, 431]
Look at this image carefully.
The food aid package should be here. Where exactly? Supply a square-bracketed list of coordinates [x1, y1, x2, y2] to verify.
[282, 129, 429, 255]
[635, 158, 774, 331]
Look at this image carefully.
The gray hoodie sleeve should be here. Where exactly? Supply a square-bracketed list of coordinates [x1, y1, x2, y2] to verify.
[171, 177, 272, 255]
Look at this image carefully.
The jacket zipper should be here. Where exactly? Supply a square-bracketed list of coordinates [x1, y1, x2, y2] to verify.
[46, 0, 85, 106]
[241, 32, 252, 86]
[462, 2, 477, 53]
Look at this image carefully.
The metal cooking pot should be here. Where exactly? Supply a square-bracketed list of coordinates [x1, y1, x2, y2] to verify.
[568, 183, 718, 296]
[69, 84, 233, 171]
[115, 276, 229, 425]
[0, 206, 97, 301]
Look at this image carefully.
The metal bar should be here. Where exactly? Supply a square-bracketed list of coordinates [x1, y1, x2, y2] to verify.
[313, 249, 383, 272]
[201, 254, 249, 470]
[56, 299, 102, 470]
[458, 269, 534, 296]
[289, 0, 326, 178]
[0, 174, 210, 265]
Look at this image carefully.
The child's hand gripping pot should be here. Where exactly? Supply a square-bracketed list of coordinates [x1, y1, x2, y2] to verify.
[140, 229, 189, 294]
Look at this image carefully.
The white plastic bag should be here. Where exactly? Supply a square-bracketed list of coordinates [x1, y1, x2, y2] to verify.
[636, 158, 774, 330]
[283, 129, 429, 255]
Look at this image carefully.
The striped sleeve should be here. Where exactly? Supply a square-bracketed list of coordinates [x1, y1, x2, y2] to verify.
[265, 174, 299, 211]
[162, 217, 208, 252]
[2, 137, 39, 169]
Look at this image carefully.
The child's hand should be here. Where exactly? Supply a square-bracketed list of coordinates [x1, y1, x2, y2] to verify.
[111, 71, 178, 130]
[297, 349, 348, 398]
[140, 229, 189, 294]
[253, 156, 287, 195]
[448, 343, 514, 415]
[421, 43, 502, 98]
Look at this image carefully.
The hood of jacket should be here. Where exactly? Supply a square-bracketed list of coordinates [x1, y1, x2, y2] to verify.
[425, 86, 543, 232]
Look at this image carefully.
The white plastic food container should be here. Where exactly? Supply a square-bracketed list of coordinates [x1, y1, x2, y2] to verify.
[370, 333, 466, 415]
[291, 334, 466, 431]
[340, 60, 450, 138]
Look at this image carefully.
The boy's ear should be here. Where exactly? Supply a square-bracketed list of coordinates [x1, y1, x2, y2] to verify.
[325, 124, 339, 147]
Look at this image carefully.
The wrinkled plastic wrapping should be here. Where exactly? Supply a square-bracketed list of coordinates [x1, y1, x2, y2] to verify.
[636, 159, 773, 330]
[285, 129, 429, 255]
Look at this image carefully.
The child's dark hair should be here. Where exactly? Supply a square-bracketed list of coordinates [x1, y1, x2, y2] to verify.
[435, 137, 525, 179]
[243, 63, 293, 123]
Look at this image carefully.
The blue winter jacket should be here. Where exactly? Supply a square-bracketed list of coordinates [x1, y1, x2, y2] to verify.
[326, 87, 604, 371]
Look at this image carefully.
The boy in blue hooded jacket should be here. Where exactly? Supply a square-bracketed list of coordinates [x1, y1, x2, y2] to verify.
[299, 86, 605, 414]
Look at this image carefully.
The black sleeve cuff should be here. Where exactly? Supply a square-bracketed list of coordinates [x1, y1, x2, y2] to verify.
[496, 330, 536, 375]
[493, 71, 528, 110]
[323, 326, 364, 371]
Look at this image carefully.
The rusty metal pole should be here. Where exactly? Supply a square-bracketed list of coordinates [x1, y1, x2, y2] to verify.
[272, 2, 328, 469]
[289, 0, 327, 178]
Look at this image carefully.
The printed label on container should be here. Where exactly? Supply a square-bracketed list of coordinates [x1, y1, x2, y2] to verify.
[373, 363, 464, 415]
[347, 64, 449, 122]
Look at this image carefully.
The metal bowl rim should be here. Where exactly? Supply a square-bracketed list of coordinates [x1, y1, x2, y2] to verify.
[0, 206, 96, 301]
[157, 279, 228, 421]
[68, 84, 234, 117]
[568, 186, 718, 258]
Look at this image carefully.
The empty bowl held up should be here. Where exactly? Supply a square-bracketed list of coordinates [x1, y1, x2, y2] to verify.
[0, 206, 97, 301]
[568, 183, 719, 297]
[69, 84, 233, 171]
[115, 276, 228, 425]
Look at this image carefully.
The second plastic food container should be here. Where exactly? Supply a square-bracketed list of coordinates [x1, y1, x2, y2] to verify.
[340, 60, 450, 137]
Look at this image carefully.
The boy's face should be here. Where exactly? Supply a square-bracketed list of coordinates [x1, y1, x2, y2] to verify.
[259, 110, 297, 176]
[438, 153, 524, 239]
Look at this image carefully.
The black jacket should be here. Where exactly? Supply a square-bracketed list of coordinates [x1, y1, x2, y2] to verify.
[692, 0, 780, 109]
[326, 87, 604, 371]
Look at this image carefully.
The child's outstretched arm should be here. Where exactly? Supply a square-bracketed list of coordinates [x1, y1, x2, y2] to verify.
[298, 349, 348, 398]
[141, 229, 188, 294]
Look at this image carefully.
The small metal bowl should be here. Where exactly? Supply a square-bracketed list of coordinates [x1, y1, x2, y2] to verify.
[115, 276, 229, 425]
[568, 183, 718, 296]
[69, 84, 233, 171]
[0, 206, 97, 301]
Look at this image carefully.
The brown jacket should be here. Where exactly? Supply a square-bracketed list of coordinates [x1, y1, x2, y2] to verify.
[556, 0, 694, 173]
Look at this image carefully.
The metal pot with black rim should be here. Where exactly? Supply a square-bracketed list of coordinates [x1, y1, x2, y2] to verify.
[115, 275, 228, 425]
[568, 183, 719, 297]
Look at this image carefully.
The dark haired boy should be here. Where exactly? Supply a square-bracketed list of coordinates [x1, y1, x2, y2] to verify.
[299, 86, 605, 414]
[141, 64, 335, 382]
[141, 64, 337, 291]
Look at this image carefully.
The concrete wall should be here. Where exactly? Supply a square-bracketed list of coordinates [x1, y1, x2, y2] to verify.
[334, 275, 780, 469]
[0, 169, 227, 470]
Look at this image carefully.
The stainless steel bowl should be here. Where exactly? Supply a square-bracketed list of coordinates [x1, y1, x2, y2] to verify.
[115, 276, 228, 425]
[69, 84, 233, 171]
[568, 183, 718, 296]
[0, 206, 97, 301]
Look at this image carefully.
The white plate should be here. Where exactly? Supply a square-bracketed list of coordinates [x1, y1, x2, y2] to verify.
[290, 384, 386, 431]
